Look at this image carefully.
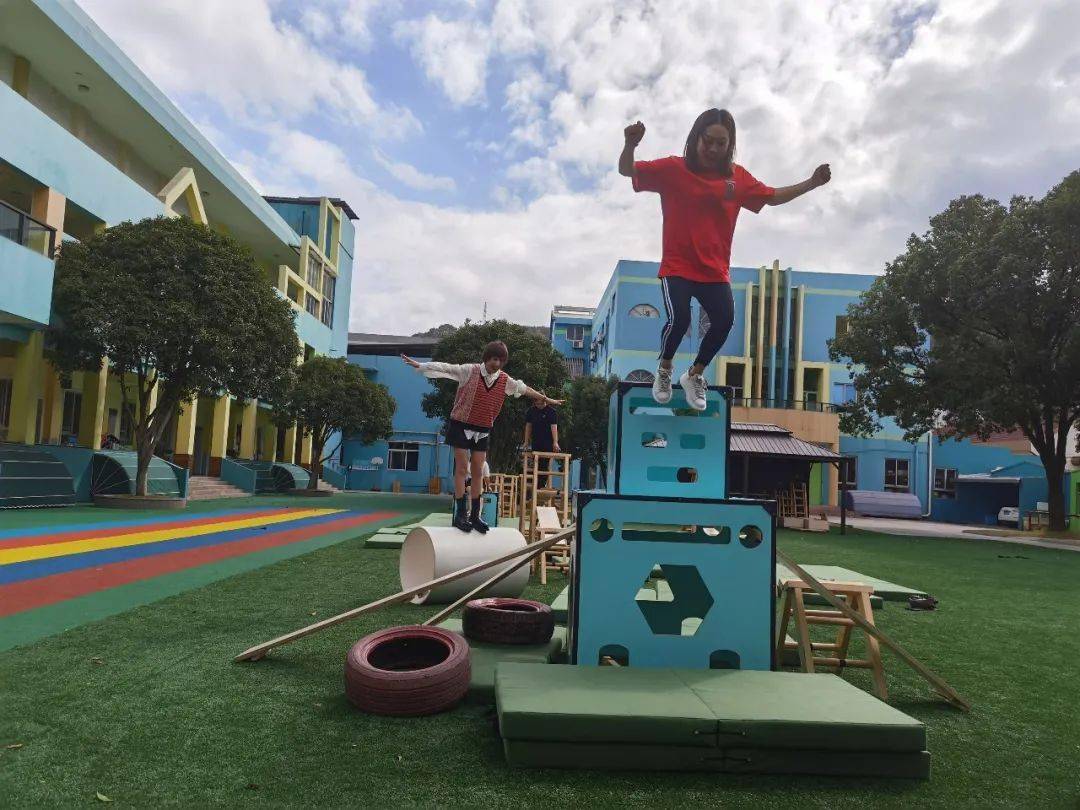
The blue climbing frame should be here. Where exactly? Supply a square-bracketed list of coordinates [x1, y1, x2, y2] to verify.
[569, 490, 776, 670]
[606, 382, 732, 498]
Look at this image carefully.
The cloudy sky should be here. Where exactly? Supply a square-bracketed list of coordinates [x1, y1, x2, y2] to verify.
[79, 0, 1080, 334]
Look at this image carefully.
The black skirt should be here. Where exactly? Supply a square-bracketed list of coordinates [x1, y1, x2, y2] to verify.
[446, 419, 490, 451]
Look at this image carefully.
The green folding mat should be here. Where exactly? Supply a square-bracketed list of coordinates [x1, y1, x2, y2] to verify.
[495, 663, 926, 753]
[551, 587, 568, 624]
[439, 619, 566, 704]
[502, 740, 930, 778]
[776, 563, 924, 602]
[364, 533, 406, 549]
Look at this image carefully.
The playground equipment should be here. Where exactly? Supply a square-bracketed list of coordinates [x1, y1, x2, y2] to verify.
[490, 473, 520, 519]
[569, 383, 775, 670]
[399, 526, 528, 605]
[518, 451, 571, 543]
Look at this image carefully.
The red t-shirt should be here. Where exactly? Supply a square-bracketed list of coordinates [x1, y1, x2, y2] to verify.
[633, 156, 775, 283]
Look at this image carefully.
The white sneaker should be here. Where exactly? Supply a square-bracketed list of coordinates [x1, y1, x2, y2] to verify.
[652, 366, 673, 404]
[679, 370, 708, 411]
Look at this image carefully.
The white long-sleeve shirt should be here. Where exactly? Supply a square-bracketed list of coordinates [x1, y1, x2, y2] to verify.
[414, 362, 528, 398]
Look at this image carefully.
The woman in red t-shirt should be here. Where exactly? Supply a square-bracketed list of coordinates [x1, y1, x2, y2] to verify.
[619, 108, 831, 410]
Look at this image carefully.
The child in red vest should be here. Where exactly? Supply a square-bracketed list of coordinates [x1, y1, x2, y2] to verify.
[402, 341, 563, 533]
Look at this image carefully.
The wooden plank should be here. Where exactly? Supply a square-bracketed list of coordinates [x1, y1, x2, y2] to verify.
[235, 527, 575, 662]
[776, 549, 971, 712]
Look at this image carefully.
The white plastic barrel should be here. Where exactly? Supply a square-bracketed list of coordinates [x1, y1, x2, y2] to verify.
[399, 526, 529, 605]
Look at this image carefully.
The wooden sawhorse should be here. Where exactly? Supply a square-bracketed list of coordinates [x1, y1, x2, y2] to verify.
[776, 579, 888, 701]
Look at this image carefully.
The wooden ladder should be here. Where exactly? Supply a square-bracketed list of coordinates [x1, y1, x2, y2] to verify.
[776, 578, 889, 701]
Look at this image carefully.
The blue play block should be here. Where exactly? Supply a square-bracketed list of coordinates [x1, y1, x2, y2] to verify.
[606, 382, 731, 498]
[569, 491, 776, 671]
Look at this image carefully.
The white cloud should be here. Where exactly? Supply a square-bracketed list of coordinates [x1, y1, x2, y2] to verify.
[74, 0, 1080, 338]
[394, 14, 491, 106]
[372, 149, 457, 192]
[79, 0, 419, 138]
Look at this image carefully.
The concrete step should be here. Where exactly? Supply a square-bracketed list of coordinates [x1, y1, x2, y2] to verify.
[186, 476, 252, 500]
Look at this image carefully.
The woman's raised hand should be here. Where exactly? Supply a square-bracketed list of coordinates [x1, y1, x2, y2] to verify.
[624, 121, 645, 146]
[401, 354, 421, 368]
[811, 164, 832, 187]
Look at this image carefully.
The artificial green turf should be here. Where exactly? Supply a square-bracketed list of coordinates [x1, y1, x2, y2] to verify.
[1, 523, 1078, 807]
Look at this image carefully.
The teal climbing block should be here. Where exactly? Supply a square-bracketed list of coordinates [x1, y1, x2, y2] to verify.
[606, 382, 731, 498]
[570, 491, 776, 670]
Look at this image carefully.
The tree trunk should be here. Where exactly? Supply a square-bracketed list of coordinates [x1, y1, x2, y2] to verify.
[1045, 459, 1067, 532]
[308, 439, 322, 490]
[135, 443, 154, 497]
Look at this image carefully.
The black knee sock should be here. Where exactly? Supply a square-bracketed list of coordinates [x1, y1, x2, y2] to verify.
[470, 498, 482, 519]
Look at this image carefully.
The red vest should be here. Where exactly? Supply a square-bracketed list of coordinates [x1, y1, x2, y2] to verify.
[451, 365, 509, 429]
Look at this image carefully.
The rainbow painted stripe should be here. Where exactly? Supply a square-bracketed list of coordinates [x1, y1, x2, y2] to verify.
[0, 507, 396, 624]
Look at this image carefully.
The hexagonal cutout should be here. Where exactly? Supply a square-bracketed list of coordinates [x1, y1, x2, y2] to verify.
[634, 563, 714, 637]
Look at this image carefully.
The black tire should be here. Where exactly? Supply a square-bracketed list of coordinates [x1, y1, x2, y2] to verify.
[461, 598, 555, 645]
[345, 625, 470, 716]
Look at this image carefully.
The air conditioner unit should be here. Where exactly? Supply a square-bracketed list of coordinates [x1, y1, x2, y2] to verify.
[571, 339, 584, 348]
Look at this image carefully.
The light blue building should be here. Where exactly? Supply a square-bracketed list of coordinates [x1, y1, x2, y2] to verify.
[549, 305, 594, 379]
[0, 0, 356, 503]
[341, 333, 453, 494]
[561, 259, 1053, 526]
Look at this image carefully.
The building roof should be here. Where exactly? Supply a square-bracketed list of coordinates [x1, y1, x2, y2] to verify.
[731, 422, 790, 434]
[957, 474, 1021, 484]
[347, 332, 438, 356]
[551, 305, 596, 320]
[262, 196, 359, 220]
[729, 423, 841, 461]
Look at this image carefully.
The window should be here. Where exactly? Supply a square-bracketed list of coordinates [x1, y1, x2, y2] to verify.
[563, 357, 584, 379]
[320, 272, 336, 328]
[835, 315, 849, 337]
[725, 364, 745, 401]
[629, 303, 660, 318]
[305, 294, 320, 318]
[834, 383, 856, 405]
[934, 467, 957, 498]
[885, 458, 910, 492]
[306, 252, 322, 288]
[0, 378, 11, 428]
[388, 441, 419, 472]
[61, 391, 82, 437]
[842, 457, 858, 487]
[566, 324, 585, 342]
[625, 369, 655, 383]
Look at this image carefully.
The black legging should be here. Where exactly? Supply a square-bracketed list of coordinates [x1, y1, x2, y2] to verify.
[659, 277, 735, 367]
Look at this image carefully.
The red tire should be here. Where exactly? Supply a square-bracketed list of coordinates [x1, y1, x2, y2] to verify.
[461, 598, 555, 645]
[345, 625, 470, 716]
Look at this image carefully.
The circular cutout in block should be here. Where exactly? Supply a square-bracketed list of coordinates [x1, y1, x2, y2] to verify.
[589, 518, 614, 542]
[738, 525, 763, 549]
[344, 625, 470, 716]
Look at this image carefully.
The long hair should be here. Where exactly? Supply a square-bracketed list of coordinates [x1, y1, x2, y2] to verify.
[683, 108, 736, 176]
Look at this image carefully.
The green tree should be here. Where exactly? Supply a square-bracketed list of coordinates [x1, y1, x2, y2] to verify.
[272, 356, 395, 489]
[561, 375, 620, 488]
[421, 319, 568, 473]
[830, 172, 1080, 531]
[49, 216, 298, 496]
